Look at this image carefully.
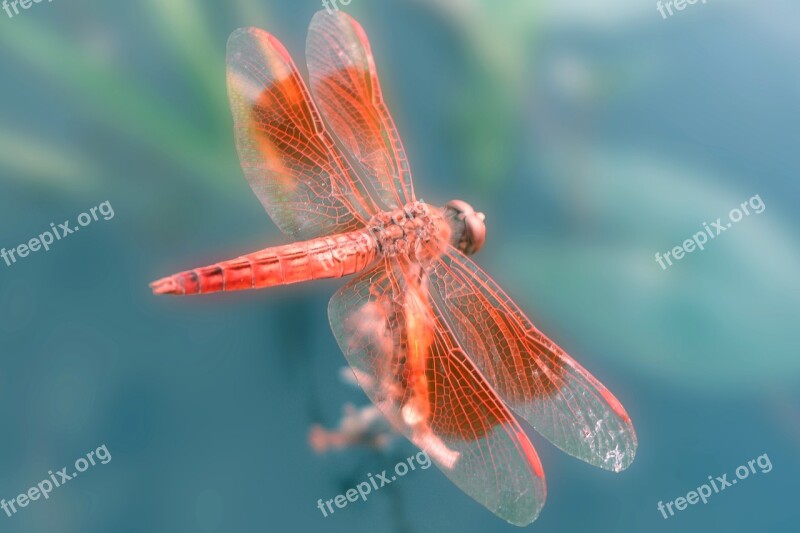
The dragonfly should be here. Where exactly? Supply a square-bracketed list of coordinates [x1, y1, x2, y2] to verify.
[150, 10, 637, 526]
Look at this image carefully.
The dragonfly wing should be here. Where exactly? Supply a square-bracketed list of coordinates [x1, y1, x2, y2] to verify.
[227, 27, 383, 240]
[306, 11, 415, 210]
[328, 259, 546, 526]
[428, 246, 637, 472]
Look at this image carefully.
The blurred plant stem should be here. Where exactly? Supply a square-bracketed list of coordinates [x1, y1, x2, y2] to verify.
[414, 0, 540, 190]
[0, 126, 97, 191]
[0, 17, 232, 190]
[144, 0, 229, 131]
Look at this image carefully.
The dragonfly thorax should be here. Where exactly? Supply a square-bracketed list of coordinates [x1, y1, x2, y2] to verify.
[369, 201, 451, 262]
[369, 200, 486, 262]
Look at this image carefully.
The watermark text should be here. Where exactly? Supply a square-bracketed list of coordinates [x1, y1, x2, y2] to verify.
[657, 0, 708, 20]
[2, 444, 112, 519]
[2, 200, 115, 267]
[657, 452, 772, 520]
[316, 450, 430, 517]
[655, 194, 765, 270]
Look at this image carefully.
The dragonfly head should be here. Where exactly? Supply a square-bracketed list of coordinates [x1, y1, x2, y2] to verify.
[444, 200, 486, 255]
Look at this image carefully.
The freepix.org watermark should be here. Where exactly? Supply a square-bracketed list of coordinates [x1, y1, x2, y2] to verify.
[2, 0, 54, 19]
[1, 444, 112, 519]
[657, 0, 709, 20]
[1, 200, 114, 267]
[321, 0, 352, 14]
[316, 451, 431, 517]
[657, 452, 772, 520]
[655, 194, 765, 270]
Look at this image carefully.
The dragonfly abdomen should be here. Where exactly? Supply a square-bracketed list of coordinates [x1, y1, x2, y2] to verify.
[150, 229, 378, 295]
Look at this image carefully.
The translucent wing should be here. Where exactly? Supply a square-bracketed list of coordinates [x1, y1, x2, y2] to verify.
[428, 246, 637, 472]
[328, 259, 546, 526]
[306, 11, 415, 210]
[227, 27, 383, 240]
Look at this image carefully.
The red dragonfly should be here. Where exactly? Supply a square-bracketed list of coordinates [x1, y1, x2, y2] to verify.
[151, 10, 636, 525]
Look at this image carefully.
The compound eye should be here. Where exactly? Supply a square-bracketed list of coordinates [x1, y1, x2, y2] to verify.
[445, 199, 474, 219]
[464, 213, 486, 255]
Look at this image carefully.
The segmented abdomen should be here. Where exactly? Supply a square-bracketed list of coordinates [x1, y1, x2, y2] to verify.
[151, 229, 377, 295]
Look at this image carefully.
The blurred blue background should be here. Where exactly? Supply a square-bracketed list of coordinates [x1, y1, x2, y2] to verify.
[0, 0, 797, 531]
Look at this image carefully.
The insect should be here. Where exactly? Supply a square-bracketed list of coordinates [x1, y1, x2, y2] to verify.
[150, 10, 637, 526]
